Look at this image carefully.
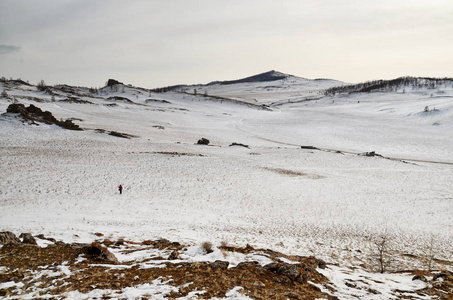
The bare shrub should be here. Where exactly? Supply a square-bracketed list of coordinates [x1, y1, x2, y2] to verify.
[368, 227, 394, 273]
[201, 241, 213, 254]
[421, 234, 437, 272]
[37, 79, 47, 91]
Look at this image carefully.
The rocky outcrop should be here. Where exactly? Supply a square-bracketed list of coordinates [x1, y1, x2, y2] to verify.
[197, 138, 210, 145]
[6, 103, 82, 130]
[19, 233, 37, 245]
[265, 262, 309, 283]
[0, 231, 21, 244]
[358, 151, 383, 157]
[85, 242, 119, 264]
[106, 79, 122, 87]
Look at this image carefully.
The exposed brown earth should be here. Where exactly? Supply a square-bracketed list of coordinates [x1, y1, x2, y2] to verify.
[1, 234, 453, 299]
[0, 237, 335, 299]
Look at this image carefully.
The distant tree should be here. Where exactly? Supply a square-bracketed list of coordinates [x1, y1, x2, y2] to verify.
[373, 232, 393, 273]
[37, 80, 47, 91]
[1, 89, 8, 98]
[194, 89, 197, 95]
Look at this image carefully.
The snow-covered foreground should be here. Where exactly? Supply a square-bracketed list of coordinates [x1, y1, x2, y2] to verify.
[1, 77, 452, 298]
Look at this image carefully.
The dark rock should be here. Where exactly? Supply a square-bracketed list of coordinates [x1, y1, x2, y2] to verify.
[197, 138, 210, 145]
[236, 261, 260, 269]
[115, 239, 125, 246]
[300, 146, 319, 150]
[168, 250, 180, 260]
[109, 131, 133, 139]
[0, 231, 21, 244]
[412, 275, 428, 282]
[433, 273, 449, 281]
[265, 262, 307, 283]
[229, 142, 249, 148]
[107, 96, 133, 103]
[141, 239, 182, 250]
[301, 256, 327, 269]
[5, 103, 81, 130]
[359, 151, 383, 157]
[107, 79, 122, 87]
[6, 103, 27, 114]
[19, 233, 37, 245]
[211, 260, 229, 270]
[85, 242, 119, 264]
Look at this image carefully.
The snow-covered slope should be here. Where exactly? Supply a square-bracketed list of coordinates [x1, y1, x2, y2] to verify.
[162, 70, 346, 106]
[0, 74, 452, 298]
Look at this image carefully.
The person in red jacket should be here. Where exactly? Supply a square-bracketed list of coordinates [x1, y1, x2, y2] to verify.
[118, 184, 123, 194]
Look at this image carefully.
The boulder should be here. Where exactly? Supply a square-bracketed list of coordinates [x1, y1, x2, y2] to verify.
[168, 250, 180, 260]
[265, 262, 307, 283]
[359, 151, 383, 157]
[211, 260, 229, 270]
[107, 79, 122, 87]
[19, 233, 37, 245]
[197, 138, 210, 145]
[85, 242, 119, 264]
[6, 103, 27, 114]
[0, 231, 21, 244]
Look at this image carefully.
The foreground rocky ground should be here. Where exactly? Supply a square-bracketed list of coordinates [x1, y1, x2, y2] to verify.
[1, 232, 453, 299]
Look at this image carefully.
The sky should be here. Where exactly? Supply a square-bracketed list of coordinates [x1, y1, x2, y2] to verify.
[0, 0, 452, 88]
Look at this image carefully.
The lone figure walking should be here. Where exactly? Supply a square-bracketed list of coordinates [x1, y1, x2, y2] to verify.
[118, 184, 123, 195]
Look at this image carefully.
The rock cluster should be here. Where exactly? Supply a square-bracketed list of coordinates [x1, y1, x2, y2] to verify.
[6, 103, 82, 130]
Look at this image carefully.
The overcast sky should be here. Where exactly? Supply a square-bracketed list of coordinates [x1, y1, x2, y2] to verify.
[1, 0, 452, 88]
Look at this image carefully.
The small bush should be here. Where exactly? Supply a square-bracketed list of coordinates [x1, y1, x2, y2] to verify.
[37, 79, 47, 91]
[201, 241, 213, 254]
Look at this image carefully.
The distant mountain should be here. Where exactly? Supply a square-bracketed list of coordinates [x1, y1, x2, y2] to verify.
[207, 70, 292, 85]
[151, 70, 298, 92]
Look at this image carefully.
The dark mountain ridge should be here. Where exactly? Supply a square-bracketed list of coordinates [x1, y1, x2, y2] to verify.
[207, 70, 292, 85]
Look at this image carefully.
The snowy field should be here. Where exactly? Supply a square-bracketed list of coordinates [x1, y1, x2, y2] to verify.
[1, 77, 452, 298]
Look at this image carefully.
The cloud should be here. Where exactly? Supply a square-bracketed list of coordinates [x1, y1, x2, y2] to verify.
[0, 45, 21, 54]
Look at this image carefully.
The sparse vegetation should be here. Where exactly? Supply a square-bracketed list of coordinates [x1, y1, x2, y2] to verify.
[37, 79, 47, 91]
[324, 76, 453, 96]
[369, 229, 394, 273]
[201, 241, 214, 254]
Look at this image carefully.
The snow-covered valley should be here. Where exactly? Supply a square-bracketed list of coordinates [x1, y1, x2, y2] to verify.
[1, 72, 452, 299]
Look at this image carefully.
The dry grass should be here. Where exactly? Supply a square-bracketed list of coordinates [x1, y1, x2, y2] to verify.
[263, 167, 324, 179]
